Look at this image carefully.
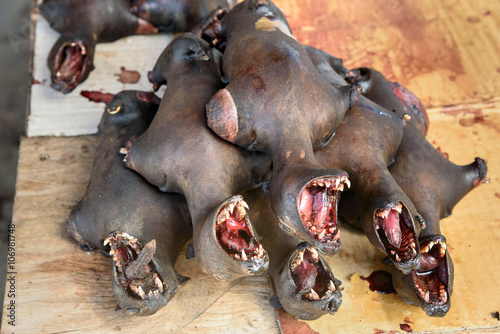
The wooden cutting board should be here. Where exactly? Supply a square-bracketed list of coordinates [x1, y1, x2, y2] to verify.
[3, 0, 500, 333]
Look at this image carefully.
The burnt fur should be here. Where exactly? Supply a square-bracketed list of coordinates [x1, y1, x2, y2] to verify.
[205, 0, 359, 254]
[40, 0, 158, 93]
[130, 0, 236, 32]
[65, 91, 192, 315]
[245, 188, 342, 320]
[123, 33, 271, 281]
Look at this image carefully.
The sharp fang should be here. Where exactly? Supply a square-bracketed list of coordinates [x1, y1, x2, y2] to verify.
[309, 247, 319, 258]
[310, 289, 320, 300]
[109, 249, 115, 255]
[439, 246, 446, 258]
[241, 200, 250, 210]
[103, 237, 111, 246]
[155, 276, 163, 291]
[345, 178, 351, 189]
[335, 179, 340, 189]
[241, 249, 248, 261]
[138, 286, 146, 299]
[328, 280, 336, 292]
[119, 147, 127, 154]
[325, 180, 331, 188]
[395, 254, 401, 262]
[227, 203, 235, 214]
[318, 229, 326, 240]
[298, 251, 304, 264]
[423, 291, 430, 303]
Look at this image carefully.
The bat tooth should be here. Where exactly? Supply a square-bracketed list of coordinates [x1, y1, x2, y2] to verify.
[241, 249, 247, 261]
[298, 250, 304, 264]
[423, 291, 430, 303]
[155, 276, 163, 290]
[310, 289, 320, 300]
[345, 178, 351, 189]
[311, 251, 319, 262]
[56, 71, 62, 78]
[241, 199, 250, 210]
[138, 286, 146, 299]
[318, 229, 326, 240]
[318, 181, 324, 187]
[328, 280, 336, 292]
[103, 237, 111, 246]
[119, 147, 127, 154]
[421, 245, 429, 254]
[324, 180, 331, 188]
[309, 247, 319, 258]
[439, 247, 446, 258]
[334, 179, 340, 189]
[109, 249, 115, 255]
[395, 254, 401, 262]
[395, 203, 403, 213]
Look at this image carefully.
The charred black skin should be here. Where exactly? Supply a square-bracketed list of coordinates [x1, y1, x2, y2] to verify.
[206, 0, 359, 254]
[123, 34, 271, 281]
[306, 46, 421, 274]
[131, 0, 236, 32]
[350, 67, 488, 316]
[244, 189, 342, 320]
[39, 0, 158, 93]
[65, 91, 192, 316]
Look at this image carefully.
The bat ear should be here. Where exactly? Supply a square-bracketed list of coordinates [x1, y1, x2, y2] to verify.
[206, 88, 239, 143]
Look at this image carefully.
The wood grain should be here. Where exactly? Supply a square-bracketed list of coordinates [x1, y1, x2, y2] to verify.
[0, 136, 279, 334]
[5, 0, 500, 333]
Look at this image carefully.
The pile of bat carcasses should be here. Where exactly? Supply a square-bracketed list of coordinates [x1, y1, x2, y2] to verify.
[43, 0, 488, 319]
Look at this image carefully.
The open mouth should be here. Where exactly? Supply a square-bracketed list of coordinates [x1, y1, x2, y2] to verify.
[53, 40, 88, 92]
[290, 245, 338, 302]
[374, 202, 418, 264]
[215, 196, 265, 261]
[197, 7, 228, 52]
[298, 175, 350, 246]
[104, 231, 164, 300]
[413, 238, 449, 305]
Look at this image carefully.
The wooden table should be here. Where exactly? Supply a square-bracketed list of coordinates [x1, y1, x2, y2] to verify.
[3, 0, 500, 333]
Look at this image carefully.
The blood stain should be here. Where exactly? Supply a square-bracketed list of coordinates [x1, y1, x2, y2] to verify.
[360, 270, 395, 294]
[400, 323, 413, 332]
[277, 309, 319, 334]
[116, 67, 141, 84]
[81, 91, 115, 104]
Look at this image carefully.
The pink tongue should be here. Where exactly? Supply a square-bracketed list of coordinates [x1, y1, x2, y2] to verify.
[226, 216, 252, 236]
[292, 258, 318, 292]
[299, 187, 330, 229]
[60, 46, 83, 80]
[220, 230, 249, 251]
[419, 252, 439, 272]
[312, 188, 329, 229]
[382, 209, 402, 248]
[299, 187, 313, 219]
